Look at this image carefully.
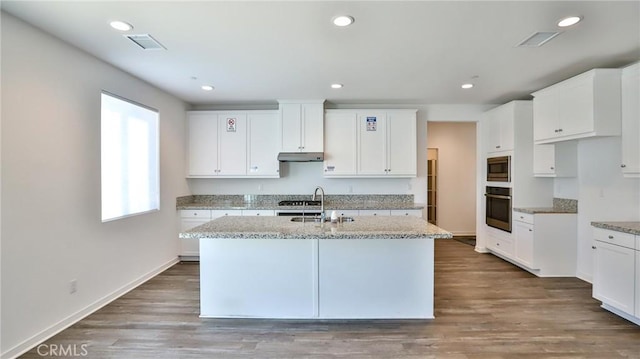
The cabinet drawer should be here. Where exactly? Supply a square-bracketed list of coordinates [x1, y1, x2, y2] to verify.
[242, 210, 275, 216]
[359, 210, 391, 216]
[390, 209, 423, 217]
[594, 228, 635, 249]
[211, 209, 243, 218]
[513, 211, 534, 225]
[180, 210, 212, 219]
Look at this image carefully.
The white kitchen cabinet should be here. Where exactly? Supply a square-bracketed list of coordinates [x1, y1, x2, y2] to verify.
[532, 69, 621, 144]
[247, 111, 280, 177]
[621, 62, 640, 177]
[180, 210, 212, 260]
[279, 101, 324, 152]
[532, 142, 577, 177]
[323, 111, 357, 176]
[357, 110, 417, 177]
[390, 209, 423, 218]
[593, 228, 636, 316]
[484, 104, 515, 153]
[513, 217, 535, 269]
[211, 209, 243, 218]
[325, 209, 360, 218]
[636, 247, 640, 317]
[491, 211, 577, 276]
[358, 210, 391, 216]
[241, 210, 275, 216]
[485, 227, 514, 258]
[187, 112, 247, 177]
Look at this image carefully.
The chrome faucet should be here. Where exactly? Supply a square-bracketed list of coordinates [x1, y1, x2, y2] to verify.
[312, 186, 325, 222]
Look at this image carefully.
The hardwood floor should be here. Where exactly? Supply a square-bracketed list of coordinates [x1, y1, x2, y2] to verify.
[20, 240, 640, 358]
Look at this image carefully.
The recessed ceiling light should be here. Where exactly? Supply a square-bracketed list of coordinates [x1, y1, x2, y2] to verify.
[332, 15, 354, 27]
[201, 85, 214, 91]
[461, 83, 474, 89]
[558, 16, 582, 27]
[331, 83, 343, 89]
[110, 20, 133, 31]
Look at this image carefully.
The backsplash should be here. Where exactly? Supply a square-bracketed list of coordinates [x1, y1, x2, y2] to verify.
[553, 198, 578, 213]
[177, 194, 416, 207]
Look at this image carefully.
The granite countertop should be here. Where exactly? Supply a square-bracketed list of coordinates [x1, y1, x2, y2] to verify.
[513, 198, 578, 215]
[512, 207, 577, 214]
[179, 216, 452, 240]
[590, 221, 640, 236]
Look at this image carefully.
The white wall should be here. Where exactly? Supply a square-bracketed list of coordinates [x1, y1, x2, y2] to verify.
[426, 122, 477, 236]
[1, 13, 189, 358]
[554, 136, 640, 282]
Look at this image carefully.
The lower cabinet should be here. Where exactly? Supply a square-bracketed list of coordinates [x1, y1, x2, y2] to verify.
[358, 210, 391, 216]
[592, 227, 638, 323]
[179, 209, 252, 260]
[489, 211, 577, 277]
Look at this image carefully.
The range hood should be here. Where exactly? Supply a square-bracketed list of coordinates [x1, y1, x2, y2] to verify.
[277, 152, 324, 162]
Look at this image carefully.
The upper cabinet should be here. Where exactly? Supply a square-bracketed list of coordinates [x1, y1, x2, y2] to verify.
[324, 109, 417, 178]
[621, 62, 640, 177]
[247, 111, 281, 177]
[532, 69, 621, 144]
[187, 110, 280, 178]
[279, 100, 324, 152]
[484, 104, 515, 153]
[187, 112, 247, 177]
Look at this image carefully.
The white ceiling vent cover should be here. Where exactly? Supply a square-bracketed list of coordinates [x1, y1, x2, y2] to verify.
[124, 34, 166, 50]
[517, 31, 561, 47]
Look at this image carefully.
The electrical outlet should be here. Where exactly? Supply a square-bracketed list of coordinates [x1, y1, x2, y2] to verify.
[70, 279, 77, 294]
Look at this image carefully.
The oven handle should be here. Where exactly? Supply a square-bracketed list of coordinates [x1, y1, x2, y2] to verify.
[484, 194, 512, 200]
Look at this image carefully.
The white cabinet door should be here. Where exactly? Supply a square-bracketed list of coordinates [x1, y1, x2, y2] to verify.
[241, 210, 275, 216]
[390, 209, 422, 217]
[301, 103, 324, 152]
[485, 105, 515, 153]
[359, 210, 391, 216]
[188, 112, 219, 176]
[557, 79, 593, 137]
[621, 62, 640, 177]
[533, 144, 556, 176]
[533, 88, 559, 142]
[217, 113, 247, 176]
[357, 112, 388, 175]
[533, 142, 577, 177]
[513, 220, 535, 269]
[593, 240, 636, 315]
[387, 111, 417, 176]
[248, 112, 280, 177]
[324, 111, 357, 176]
[280, 102, 324, 152]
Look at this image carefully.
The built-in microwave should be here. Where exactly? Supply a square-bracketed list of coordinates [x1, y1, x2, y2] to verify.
[487, 156, 510, 182]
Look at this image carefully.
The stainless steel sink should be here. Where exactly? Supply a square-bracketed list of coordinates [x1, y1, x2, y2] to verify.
[290, 216, 355, 223]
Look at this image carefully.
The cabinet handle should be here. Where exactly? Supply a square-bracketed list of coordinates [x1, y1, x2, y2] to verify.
[496, 145, 501, 149]
[550, 167, 555, 170]
[256, 213, 260, 216]
[529, 229, 533, 232]
[520, 216, 524, 219]
[621, 164, 627, 168]
[496, 243, 500, 246]
[592, 246, 596, 249]
[558, 128, 563, 132]
[608, 235, 614, 239]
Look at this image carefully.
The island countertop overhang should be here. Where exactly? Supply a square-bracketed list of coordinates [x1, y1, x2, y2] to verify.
[180, 215, 452, 240]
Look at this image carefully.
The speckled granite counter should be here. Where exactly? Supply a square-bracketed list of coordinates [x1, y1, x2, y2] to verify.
[590, 221, 640, 235]
[176, 194, 425, 211]
[513, 198, 578, 214]
[180, 215, 452, 240]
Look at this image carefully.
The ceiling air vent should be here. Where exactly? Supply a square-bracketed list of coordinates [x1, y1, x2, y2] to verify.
[124, 34, 166, 50]
[516, 31, 561, 47]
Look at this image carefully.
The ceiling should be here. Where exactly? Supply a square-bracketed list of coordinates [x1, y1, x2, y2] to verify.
[2, 1, 639, 107]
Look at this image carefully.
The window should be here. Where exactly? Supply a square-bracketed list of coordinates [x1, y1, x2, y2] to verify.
[101, 92, 159, 222]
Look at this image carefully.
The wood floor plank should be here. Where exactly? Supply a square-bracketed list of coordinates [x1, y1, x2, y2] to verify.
[18, 240, 640, 358]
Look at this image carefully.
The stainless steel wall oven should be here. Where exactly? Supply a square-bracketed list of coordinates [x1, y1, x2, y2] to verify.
[485, 186, 512, 232]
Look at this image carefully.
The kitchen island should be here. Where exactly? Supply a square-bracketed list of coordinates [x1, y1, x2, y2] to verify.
[180, 216, 451, 319]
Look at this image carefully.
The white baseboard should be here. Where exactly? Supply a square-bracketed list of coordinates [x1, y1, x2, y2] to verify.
[474, 246, 490, 253]
[576, 270, 593, 284]
[1, 257, 179, 359]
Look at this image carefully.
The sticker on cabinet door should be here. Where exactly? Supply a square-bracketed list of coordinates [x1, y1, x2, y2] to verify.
[366, 117, 377, 131]
[226, 118, 236, 132]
